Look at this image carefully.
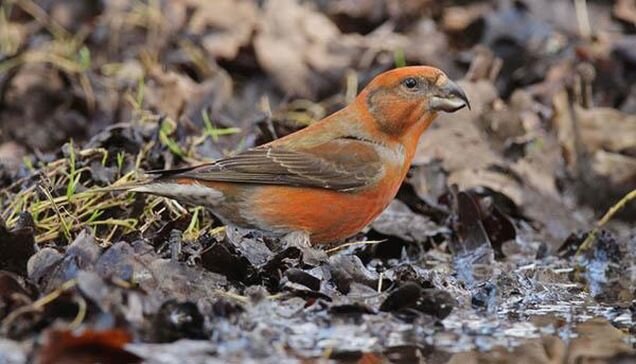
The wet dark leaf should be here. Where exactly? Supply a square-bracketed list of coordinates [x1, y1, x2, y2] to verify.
[283, 268, 321, 291]
[0, 212, 36, 276]
[452, 190, 493, 255]
[0, 271, 36, 320]
[329, 303, 375, 316]
[151, 300, 206, 343]
[330, 266, 353, 295]
[417, 289, 455, 320]
[557, 232, 587, 258]
[380, 281, 454, 320]
[380, 282, 421, 312]
[200, 239, 257, 283]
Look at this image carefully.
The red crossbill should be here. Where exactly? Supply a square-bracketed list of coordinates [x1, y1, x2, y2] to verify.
[128, 66, 469, 244]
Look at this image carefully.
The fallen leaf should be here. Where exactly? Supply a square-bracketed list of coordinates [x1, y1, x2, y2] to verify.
[187, 0, 258, 60]
[254, 0, 355, 98]
[35, 328, 141, 364]
[0, 213, 36, 277]
[371, 199, 449, 243]
[151, 300, 206, 343]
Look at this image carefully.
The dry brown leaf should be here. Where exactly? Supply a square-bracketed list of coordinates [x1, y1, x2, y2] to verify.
[254, 0, 355, 98]
[414, 80, 500, 169]
[448, 169, 523, 206]
[448, 338, 562, 364]
[567, 318, 633, 364]
[144, 65, 232, 122]
[326, 0, 433, 24]
[188, 0, 258, 60]
[552, 89, 636, 198]
[591, 150, 636, 186]
[576, 106, 636, 153]
[442, 4, 489, 32]
[614, 0, 636, 26]
[0, 63, 88, 151]
[0, 142, 26, 173]
[403, 19, 453, 69]
[446, 319, 632, 364]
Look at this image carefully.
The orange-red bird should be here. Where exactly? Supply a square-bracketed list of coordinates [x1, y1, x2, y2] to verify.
[130, 66, 469, 244]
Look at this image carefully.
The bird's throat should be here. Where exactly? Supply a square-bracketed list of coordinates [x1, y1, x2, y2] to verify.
[400, 112, 438, 168]
[405, 112, 436, 145]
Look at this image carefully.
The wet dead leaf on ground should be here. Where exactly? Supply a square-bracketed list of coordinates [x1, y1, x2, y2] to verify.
[35, 328, 140, 364]
[0, 213, 35, 277]
[254, 0, 356, 98]
[371, 199, 449, 243]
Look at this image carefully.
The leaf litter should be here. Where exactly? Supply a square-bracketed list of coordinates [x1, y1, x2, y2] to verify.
[0, 0, 635, 362]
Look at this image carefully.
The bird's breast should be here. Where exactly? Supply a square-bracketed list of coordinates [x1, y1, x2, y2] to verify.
[245, 163, 405, 244]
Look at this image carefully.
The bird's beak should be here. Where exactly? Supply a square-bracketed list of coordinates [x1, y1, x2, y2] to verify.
[429, 79, 471, 113]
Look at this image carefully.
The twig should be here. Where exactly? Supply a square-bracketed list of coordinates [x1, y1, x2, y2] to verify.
[69, 295, 87, 329]
[214, 289, 248, 303]
[38, 184, 72, 241]
[1, 279, 78, 333]
[576, 188, 636, 255]
[324, 239, 385, 255]
[11, 0, 70, 40]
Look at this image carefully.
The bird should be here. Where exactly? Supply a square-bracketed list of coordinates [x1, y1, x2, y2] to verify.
[123, 66, 469, 244]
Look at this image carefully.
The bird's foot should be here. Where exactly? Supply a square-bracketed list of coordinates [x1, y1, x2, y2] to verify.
[281, 231, 328, 266]
[280, 231, 311, 249]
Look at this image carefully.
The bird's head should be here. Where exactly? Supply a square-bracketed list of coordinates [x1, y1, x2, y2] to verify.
[356, 66, 469, 136]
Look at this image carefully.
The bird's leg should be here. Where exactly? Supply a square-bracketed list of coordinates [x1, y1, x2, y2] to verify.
[280, 231, 311, 249]
[281, 231, 328, 266]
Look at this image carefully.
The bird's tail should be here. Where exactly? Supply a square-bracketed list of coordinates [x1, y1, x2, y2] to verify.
[88, 181, 149, 194]
[89, 167, 194, 195]
[89, 180, 187, 199]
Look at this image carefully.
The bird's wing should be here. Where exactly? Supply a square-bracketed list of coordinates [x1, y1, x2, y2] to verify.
[152, 137, 386, 191]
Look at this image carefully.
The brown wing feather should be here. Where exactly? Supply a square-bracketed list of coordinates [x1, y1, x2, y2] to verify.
[155, 138, 385, 191]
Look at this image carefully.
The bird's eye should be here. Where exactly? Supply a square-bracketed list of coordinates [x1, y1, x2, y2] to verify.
[402, 77, 418, 90]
